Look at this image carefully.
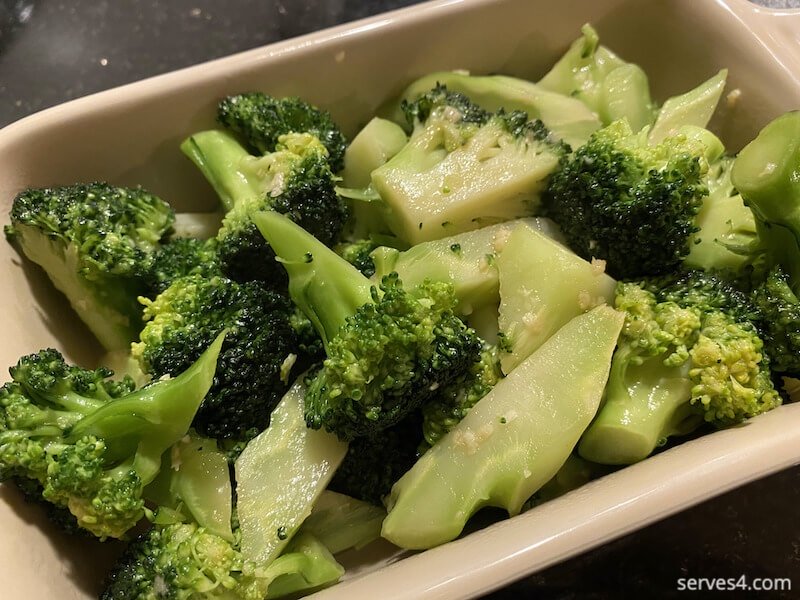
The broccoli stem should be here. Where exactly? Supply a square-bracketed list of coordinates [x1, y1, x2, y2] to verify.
[181, 130, 258, 211]
[578, 352, 701, 465]
[252, 211, 373, 346]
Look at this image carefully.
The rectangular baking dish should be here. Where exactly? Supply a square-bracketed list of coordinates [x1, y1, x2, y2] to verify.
[1, 0, 799, 598]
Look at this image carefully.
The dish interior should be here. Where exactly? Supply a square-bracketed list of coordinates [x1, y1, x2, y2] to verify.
[0, 0, 798, 597]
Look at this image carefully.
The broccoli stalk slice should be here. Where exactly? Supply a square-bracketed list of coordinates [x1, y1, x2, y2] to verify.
[235, 379, 347, 567]
[252, 210, 373, 347]
[496, 220, 617, 374]
[538, 24, 656, 132]
[297, 490, 385, 555]
[381, 305, 624, 550]
[372, 105, 564, 245]
[648, 70, 728, 144]
[143, 433, 234, 541]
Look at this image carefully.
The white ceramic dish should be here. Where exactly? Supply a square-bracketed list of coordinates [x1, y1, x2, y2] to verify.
[1, 0, 800, 598]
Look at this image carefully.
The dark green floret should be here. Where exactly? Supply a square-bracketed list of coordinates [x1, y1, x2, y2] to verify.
[751, 266, 800, 374]
[544, 120, 714, 279]
[253, 211, 483, 441]
[421, 343, 503, 448]
[400, 84, 491, 128]
[144, 236, 221, 297]
[181, 130, 348, 285]
[334, 238, 380, 277]
[218, 92, 348, 172]
[329, 413, 424, 506]
[5, 182, 174, 349]
[579, 271, 779, 465]
[133, 274, 304, 440]
[0, 337, 222, 539]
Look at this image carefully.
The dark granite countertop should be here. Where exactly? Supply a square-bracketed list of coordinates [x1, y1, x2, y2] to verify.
[1, 0, 798, 598]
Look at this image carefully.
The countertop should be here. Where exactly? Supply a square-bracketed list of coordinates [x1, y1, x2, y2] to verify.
[0, 0, 798, 598]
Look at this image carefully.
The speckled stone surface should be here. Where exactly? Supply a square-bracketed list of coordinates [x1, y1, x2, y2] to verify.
[0, 0, 799, 598]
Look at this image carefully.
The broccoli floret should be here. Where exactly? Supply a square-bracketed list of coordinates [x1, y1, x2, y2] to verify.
[133, 274, 305, 440]
[421, 343, 502, 448]
[579, 271, 780, 465]
[334, 238, 379, 277]
[144, 236, 221, 297]
[544, 120, 719, 279]
[181, 130, 348, 285]
[5, 183, 174, 350]
[218, 92, 347, 172]
[0, 336, 222, 539]
[751, 266, 800, 375]
[329, 413, 424, 505]
[101, 523, 342, 600]
[371, 84, 566, 245]
[253, 211, 482, 441]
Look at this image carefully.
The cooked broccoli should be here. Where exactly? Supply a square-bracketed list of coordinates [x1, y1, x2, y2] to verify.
[5, 182, 174, 350]
[329, 412, 424, 505]
[384, 70, 602, 149]
[731, 111, 800, 374]
[579, 271, 780, 465]
[421, 343, 502, 448]
[132, 274, 304, 440]
[334, 238, 379, 277]
[218, 92, 347, 172]
[101, 524, 343, 600]
[538, 24, 655, 133]
[751, 266, 800, 375]
[0, 335, 223, 539]
[144, 236, 221, 297]
[544, 120, 722, 279]
[683, 156, 758, 277]
[181, 130, 348, 285]
[253, 210, 482, 441]
[371, 84, 566, 245]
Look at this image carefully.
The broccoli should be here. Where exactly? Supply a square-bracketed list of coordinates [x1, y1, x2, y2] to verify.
[218, 92, 347, 172]
[371, 84, 566, 245]
[421, 343, 502, 449]
[100, 524, 343, 600]
[384, 70, 602, 149]
[683, 156, 758, 277]
[144, 236, 221, 297]
[382, 305, 624, 549]
[181, 130, 348, 285]
[579, 271, 780, 465]
[5, 182, 174, 350]
[328, 412, 424, 505]
[751, 266, 800, 374]
[0, 335, 223, 539]
[132, 274, 305, 440]
[730, 111, 800, 374]
[253, 210, 482, 441]
[544, 120, 722, 279]
[334, 238, 379, 277]
[538, 24, 656, 133]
